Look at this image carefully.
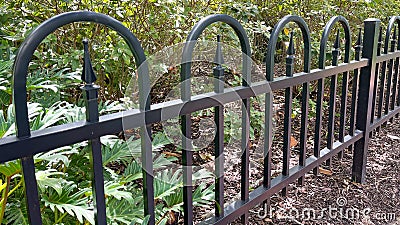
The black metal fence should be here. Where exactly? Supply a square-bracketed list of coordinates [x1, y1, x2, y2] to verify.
[1, 11, 400, 225]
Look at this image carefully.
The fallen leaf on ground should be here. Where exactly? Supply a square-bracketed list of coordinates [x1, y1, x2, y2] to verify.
[319, 167, 333, 176]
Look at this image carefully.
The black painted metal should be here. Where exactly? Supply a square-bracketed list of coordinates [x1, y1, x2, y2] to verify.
[81, 39, 107, 225]
[316, 16, 352, 169]
[353, 19, 380, 183]
[396, 26, 400, 110]
[349, 28, 363, 140]
[371, 27, 383, 124]
[282, 31, 295, 196]
[10, 10, 154, 225]
[213, 35, 225, 217]
[392, 26, 400, 114]
[3, 11, 400, 225]
[180, 14, 251, 224]
[384, 27, 397, 122]
[326, 30, 340, 168]
[266, 15, 311, 81]
[265, 15, 311, 196]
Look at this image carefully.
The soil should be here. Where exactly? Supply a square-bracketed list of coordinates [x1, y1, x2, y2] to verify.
[148, 62, 400, 225]
[231, 118, 400, 225]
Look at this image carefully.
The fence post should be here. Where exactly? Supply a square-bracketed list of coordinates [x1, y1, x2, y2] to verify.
[81, 39, 107, 224]
[352, 19, 380, 183]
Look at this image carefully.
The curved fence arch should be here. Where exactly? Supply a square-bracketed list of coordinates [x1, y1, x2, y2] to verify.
[11, 11, 152, 225]
[179, 14, 253, 223]
[265, 15, 311, 81]
[319, 16, 352, 68]
[314, 16, 352, 168]
[13, 11, 149, 137]
[2, 11, 400, 225]
[384, 16, 400, 53]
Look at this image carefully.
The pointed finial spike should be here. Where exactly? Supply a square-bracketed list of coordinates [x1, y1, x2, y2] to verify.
[334, 30, 340, 49]
[398, 25, 400, 36]
[356, 28, 362, 46]
[214, 34, 224, 65]
[397, 25, 400, 46]
[287, 31, 295, 55]
[82, 39, 97, 84]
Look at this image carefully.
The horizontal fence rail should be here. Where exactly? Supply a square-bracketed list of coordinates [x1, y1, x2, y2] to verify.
[1, 10, 400, 225]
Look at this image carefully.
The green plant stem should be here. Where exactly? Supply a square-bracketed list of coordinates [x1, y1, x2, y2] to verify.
[54, 208, 58, 223]
[54, 212, 68, 224]
[0, 176, 11, 223]
[4, 178, 23, 201]
[0, 178, 23, 206]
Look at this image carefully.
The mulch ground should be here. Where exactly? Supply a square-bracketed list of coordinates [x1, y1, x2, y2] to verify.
[227, 117, 400, 225]
[151, 64, 399, 225]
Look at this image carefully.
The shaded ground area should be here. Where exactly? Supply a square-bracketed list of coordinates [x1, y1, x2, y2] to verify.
[237, 118, 400, 225]
[153, 65, 399, 225]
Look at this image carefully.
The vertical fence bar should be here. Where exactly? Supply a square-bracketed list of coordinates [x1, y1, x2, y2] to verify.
[371, 27, 383, 125]
[180, 14, 252, 224]
[240, 100, 250, 224]
[384, 27, 397, 121]
[181, 55, 193, 225]
[396, 26, 400, 112]
[339, 29, 351, 159]
[377, 33, 389, 124]
[141, 122, 155, 225]
[298, 72, 309, 185]
[263, 48, 273, 218]
[182, 114, 193, 225]
[390, 28, 399, 122]
[326, 31, 340, 167]
[282, 32, 295, 196]
[339, 64, 350, 141]
[20, 157, 43, 224]
[313, 75, 324, 175]
[141, 71, 155, 224]
[240, 57, 251, 225]
[352, 19, 380, 183]
[213, 35, 225, 217]
[81, 39, 107, 224]
[349, 28, 363, 140]
[263, 95, 273, 188]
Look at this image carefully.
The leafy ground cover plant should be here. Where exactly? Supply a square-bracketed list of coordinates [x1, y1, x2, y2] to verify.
[2, 0, 400, 224]
[0, 101, 215, 224]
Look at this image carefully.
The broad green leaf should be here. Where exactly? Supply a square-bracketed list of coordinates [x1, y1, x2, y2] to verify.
[104, 181, 134, 204]
[101, 135, 134, 166]
[4, 201, 29, 225]
[34, 146, 76, 167]
[36, 169, 68, 196]
[0, 160, 21, 177]
[43, 184, 94, 224]
[107, 198, 144, 225]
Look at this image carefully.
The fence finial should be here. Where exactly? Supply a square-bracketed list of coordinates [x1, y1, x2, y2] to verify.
[287, 31, 295, 55]
[397, 26, 400, 47]
[214, 35, 224, 66]
[285, 31, 295, 77]
[82, 39, 97, 84]
[334, 30, 341, 49]
[392, 25, 397, 40]
[356, 28, 363, 46]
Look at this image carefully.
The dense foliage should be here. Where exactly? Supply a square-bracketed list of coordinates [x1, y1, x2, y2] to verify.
[1, 0, 400, 224]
